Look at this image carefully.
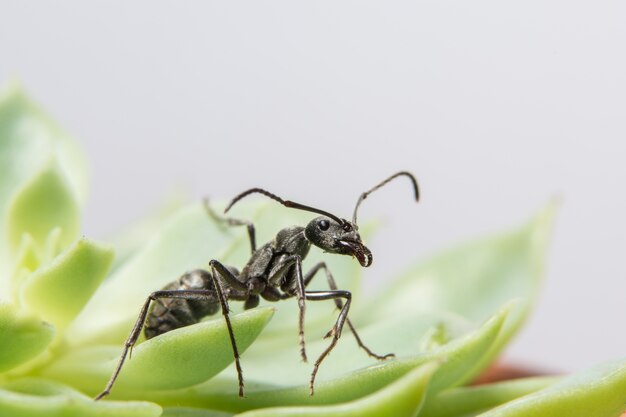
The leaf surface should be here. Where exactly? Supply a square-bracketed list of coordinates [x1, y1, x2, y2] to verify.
[42, 307, 275, 394]
[477, 358, 626, 417]
[20, 238, 114, 327]
[0, 378, 160, 417]
[235, 361, 439, 417]
[0, 303, 54, 372]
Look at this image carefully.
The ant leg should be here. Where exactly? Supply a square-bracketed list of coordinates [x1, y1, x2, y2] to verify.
[95, 288, 219, 401]
[304, 290, 352, 396]
[303, 262, 394, 361]
[209, 259, 247, 397]
[204, 197, 257, 253]
[268, 255, 307, 363]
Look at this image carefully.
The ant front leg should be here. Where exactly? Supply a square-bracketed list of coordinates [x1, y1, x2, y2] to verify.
[204, 198, 257, 253]
[94, 288, 220, 401]
[304, 262, 394, 361]
[304, 289, 352, 395]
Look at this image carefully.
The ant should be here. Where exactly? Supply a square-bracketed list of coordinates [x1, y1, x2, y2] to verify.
[95, 171, 419, 400]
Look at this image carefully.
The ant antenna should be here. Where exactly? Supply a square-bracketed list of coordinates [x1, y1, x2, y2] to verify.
[352, 171, 420, 225]
[225, 188, 345, 225]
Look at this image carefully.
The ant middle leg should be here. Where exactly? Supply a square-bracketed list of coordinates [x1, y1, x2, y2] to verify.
[209, 259, 251, 397]
[303, 262, 395, 361]
[204, 197, 257, 253]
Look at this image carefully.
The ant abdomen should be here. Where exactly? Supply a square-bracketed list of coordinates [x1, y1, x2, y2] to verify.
[143, 269, 221, 339]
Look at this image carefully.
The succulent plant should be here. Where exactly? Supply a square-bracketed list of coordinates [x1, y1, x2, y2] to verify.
[0, 84, 624, 417]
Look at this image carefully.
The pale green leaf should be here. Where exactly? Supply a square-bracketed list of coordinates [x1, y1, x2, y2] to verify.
[0, 303, 54, 373]
[371, 205, 553, 319]
[162, 408, 234, 417]
[4, 161, 80, 257]
[477, 358, 626, 417]
[419, 376, 558, 417]
[115, 303, 510, 413]
[368, 205, 555, 383]
[235, 361, 439, 417]
[20, 238, 114, 327]
[66, 202, 258, 347]
[42, 307, 275, 395]
[0, 83, 88, 211]
[107, 193, 185, 272]
[0, 378, 160, 417]
[9, 234, 40, 304]
[0, 84, 88, 289]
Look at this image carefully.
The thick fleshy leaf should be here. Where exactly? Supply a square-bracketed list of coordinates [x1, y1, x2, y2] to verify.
[0, 84, 88, 211]
[230, 309, 470, 387]
[42, 307, 275, 395]
[0, 303, 54, 372]
[235, 361, 439, 417]
[161, 407, 233, 417]
[4, 161, 80, 257]
[419, 376, 558, 417]
[9, 233, 40, 304]
[370, 204, 553, 319]
[0, 85, 88, 288]
[114, 303, 510, 412]
[66, 202, 259, 346]
[68, 201, 366, 347]
[162, 408, 234, 417]
[368, 205, 554, 382]
[0, 378, 160, 417]
[107, 194, 185, 272]
[478, 358, 626, 417]
[20, 238, 114, 327]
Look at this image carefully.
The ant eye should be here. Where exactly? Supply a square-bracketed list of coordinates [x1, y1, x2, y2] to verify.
[318, 219, 330, 231]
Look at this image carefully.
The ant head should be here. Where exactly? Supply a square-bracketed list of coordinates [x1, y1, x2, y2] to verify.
[304, 216, 372, 267]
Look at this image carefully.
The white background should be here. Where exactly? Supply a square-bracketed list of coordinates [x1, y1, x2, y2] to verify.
[1, 1, 624, 373]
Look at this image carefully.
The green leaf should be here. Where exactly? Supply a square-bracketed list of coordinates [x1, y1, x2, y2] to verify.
[477, 358, 626, 417]
[4, 161, 80, 258]
[107, 193, 185, 272]
[42, 307, 275, 395]
[371, 205, 553, 319]
[0, 303, 54, 373]
[66, 202, 262, 347]
[0, 378, 160, 417]
[19, 238, 114, 328]
[0, 84, 88, 211]
[419, 376, 558, 417]
[368, 205, 555, 382]
[234, 361, 439, 417]
[0, 84, 88, 288]
[161, 408, 233, 417]
[116, 302, 510, 413]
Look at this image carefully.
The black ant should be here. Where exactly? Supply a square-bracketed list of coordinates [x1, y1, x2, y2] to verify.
[95, 171, 419, 400]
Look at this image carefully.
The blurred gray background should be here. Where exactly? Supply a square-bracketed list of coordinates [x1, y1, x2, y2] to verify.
[1, 1, 624, 372]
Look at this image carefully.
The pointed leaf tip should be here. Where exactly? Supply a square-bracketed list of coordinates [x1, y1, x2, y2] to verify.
[20, 238, 115, 327]
[5, 161, 80, 257]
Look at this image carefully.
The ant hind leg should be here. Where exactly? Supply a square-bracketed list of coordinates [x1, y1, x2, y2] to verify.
[204, 198, 257, 253]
